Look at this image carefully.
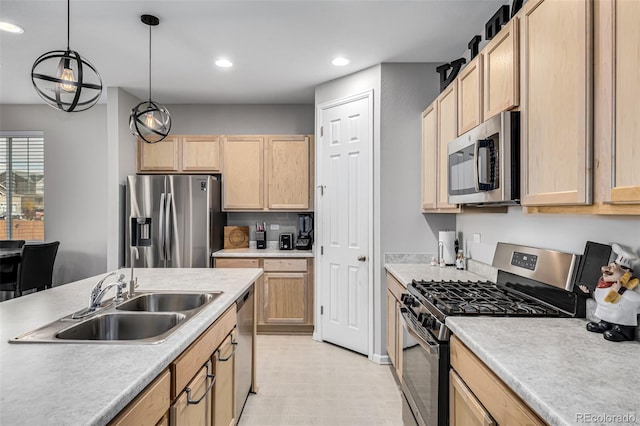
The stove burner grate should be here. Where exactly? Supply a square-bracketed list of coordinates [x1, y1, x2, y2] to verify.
[410, 279, 560, 317]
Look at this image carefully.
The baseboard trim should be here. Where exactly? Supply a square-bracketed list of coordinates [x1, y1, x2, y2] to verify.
[372, 353, 391, 365]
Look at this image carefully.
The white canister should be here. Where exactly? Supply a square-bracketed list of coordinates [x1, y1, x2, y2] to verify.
[438, 231, 457, 265]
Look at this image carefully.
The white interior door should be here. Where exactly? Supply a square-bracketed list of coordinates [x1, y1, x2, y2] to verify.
[317, 91, 372, 356]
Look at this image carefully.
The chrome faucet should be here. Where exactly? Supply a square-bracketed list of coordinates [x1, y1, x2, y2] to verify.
[72, 273, 127, 319]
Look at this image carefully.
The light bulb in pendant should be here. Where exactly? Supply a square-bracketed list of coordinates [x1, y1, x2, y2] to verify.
[144, 111, 157, 130]
[59, 66, 76, 92]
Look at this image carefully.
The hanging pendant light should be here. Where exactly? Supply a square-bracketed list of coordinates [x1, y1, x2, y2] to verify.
[130, 14, 171, 144]
[31, 0, 102, 112]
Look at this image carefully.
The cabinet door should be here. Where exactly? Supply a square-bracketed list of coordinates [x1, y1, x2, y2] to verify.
[521, 0, 592, 206]
[138, 136, 180, 172]
[421, 103, 438, 211]
[484, 18, 520, 120]
[458, 55, 483, 134]
[213, 333, 235, 426]
[261, 272, 310, 325]
[109, 370, 171, 426]
[182, 136, 221, 172]
[386, 290, 397, 368]
[450, 370, 496, 426]
[611, 0, 640, 203]
[171, 363, 214, 426]
[222, 136, 264, 210]
[437, 83, 460, 210]
[266, 136, 311, 210]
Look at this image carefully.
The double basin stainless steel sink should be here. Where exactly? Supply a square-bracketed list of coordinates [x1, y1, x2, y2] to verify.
[10, 291, 222, 344]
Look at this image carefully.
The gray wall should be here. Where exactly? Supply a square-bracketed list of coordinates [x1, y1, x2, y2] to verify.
[0, 105, 109, 284]
[163, 104, 314, 135]
[106, 87, 140, 270]
[458, 208, 640, 266]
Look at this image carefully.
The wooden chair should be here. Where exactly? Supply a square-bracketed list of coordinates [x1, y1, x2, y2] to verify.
[0, 241, 60, 297]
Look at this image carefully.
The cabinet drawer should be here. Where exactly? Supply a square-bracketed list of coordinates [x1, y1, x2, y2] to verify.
[386, 272, 406, 301]
[450, 336, 545, 425]
[109, 369, 171, 426]
[263, 258, 307, 272]
[215, 258, 260, 269]
[171, 304, 237, 398]
[171, 362, 214, 426]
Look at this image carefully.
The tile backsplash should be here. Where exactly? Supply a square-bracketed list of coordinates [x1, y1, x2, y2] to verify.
[228, 212, 311, 242]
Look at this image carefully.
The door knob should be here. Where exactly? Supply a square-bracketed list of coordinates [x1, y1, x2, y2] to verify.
[357, 255, 367, 262]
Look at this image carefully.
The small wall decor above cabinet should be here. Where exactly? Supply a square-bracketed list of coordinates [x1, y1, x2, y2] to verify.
[137, 136, 221, 173]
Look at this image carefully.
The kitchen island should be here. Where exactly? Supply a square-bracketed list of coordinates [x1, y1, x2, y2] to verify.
[0, 267, 262, 426]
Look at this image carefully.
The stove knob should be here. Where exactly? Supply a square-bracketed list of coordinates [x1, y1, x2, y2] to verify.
[417, 313, 427, 324]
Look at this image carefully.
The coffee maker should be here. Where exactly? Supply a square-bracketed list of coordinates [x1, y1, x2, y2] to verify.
[295, 214, 313, 250]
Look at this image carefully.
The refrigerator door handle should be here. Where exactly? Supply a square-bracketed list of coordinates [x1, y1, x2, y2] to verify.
[165, 193, 172, 262]
[159, 192, 166, 260]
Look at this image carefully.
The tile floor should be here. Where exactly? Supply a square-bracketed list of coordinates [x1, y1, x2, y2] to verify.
[238, 335, 403, 426]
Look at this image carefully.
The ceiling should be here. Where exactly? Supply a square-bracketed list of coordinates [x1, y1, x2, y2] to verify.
[0, 0, 507, 105]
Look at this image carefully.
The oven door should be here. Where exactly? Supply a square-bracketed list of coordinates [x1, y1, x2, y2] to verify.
[399, 307, 448, 426]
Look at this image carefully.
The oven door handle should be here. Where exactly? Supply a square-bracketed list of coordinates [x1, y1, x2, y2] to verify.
[399, 308, 439, 356]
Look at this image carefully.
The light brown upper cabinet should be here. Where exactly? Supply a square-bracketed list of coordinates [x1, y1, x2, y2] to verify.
[137, 136, 221, 173]
[457, 54, 484, 135]
[421, 103, 438, 211]
[436, 83, 461, 211]
[222, 136, 264, 210]
[483, 18, 520, 120]
[520, 0, 593, 206]
[608, 0, 640, 204]
[138, 136, 180, 172]
[265, 135, 312, 210]
[222, 135, 313, 211]
[182, 136, 221, 172]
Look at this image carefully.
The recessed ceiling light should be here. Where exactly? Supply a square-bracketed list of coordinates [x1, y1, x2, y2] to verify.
[215, 59, 233, 68]
[0, 22, 24, 34]
[332, 57, 350, 66]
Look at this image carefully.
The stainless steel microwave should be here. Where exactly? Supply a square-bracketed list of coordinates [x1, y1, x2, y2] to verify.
[447, 111, 520, 206]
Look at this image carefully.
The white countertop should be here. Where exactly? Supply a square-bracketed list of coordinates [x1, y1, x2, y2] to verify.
[447, 317, 640, 426]
[384, 263, 486, 287]
[0, 267, 262, 426]
[212, 247, 314, 258]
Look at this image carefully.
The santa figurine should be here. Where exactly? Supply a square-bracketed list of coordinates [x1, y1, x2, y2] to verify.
[582, 243, 640, 342]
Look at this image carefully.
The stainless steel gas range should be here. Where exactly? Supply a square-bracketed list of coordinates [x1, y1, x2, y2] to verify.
[399, 243, 588, 426]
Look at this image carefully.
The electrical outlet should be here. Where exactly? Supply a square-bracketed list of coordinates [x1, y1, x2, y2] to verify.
[270, 224, 279, 230]
[473, 233, 481, 244]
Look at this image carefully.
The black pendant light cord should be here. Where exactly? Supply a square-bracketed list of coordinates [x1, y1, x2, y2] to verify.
[66, 0, 70, 50]
[148, 24, 152, 102]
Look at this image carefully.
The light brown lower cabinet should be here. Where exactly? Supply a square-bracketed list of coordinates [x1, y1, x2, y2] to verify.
[450, 370, 496, 426]
[385, 273, 405, 382]
[110, 302, 242, 426]
[215, 257, 314, 334]
[171, 362, 215, 426]
[213, 332, 236, 426]
[450, 336, 545, 426]
[109, 369, 171, 426]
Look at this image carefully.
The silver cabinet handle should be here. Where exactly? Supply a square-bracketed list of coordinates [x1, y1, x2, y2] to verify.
[217, 338, 238, 362]
[186, 363, 216, 405]
[357, 255, 367, 262]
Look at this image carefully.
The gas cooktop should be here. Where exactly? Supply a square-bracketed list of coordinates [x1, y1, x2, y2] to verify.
[409, 279, 561, 317]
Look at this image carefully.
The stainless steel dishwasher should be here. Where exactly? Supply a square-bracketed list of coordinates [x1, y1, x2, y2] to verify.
[235, 285, 254, 420]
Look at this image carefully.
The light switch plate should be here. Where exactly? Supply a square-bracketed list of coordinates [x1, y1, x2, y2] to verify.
[473, 233, 481, 244]
[270, 224, 280, 230]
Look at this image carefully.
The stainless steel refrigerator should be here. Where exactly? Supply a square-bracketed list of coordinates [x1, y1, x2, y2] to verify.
[125, 175, 226, 268]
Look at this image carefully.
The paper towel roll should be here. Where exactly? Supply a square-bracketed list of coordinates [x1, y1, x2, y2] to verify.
[438, 231, 457, 265]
